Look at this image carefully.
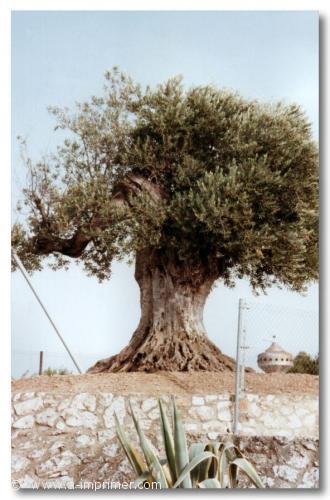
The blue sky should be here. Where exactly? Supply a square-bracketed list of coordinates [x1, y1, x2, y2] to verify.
[11, 11, 319, 376]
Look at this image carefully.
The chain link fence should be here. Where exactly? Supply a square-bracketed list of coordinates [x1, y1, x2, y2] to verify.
[234, 298, 319, 432]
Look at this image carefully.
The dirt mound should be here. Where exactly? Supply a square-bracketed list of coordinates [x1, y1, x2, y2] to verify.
[12, 372, 319, 396]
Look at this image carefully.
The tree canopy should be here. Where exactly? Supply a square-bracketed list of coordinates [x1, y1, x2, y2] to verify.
[12, 68, 319, 291]
[288, 351, 319, 375]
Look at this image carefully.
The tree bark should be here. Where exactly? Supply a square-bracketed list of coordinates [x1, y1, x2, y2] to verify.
[88, 249, 236, 373]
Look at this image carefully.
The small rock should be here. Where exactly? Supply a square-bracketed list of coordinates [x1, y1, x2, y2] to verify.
[14, 398, 43, 416]
[302, 439, 318, 452]
[50, 441, 65, 453]
[21, 392, 35, 400]
[12, 415, 35, 429]
[43, 395, 57, 406]
[57, 398, 72, 412]
[265, 477, 275, 488]
[273, 431, 292, 439]
[298, 468, 319, 488]
[18, 441, 33, 450]
[148, 407, 160, 420]
[303, 414, 316, 427]
[189, 405, 215, 421]
[141, 398, 158, 413]
[28, 448, 46, 459]
[217, 401, 231, 410]
[280, 406, 293, 416]
[71, 393, 96, 412]
[218, 408, 232, 422]
[218, 393, 230, 401]
[192, 396, 204, 406]
[54, 450, 81, 469]
[248, 402, 262, 418]
[103, 443, 120, 458]
[104, 397, 126, 428]
[246, 394, 259, 402]
[295, 407, 309, 417]
[287, 415, 302, 429]
[76, 434, 94, 448]
[208, 432, 219, 440]
[202, 420, 227, 432]
[184, 423, 199, 433]
[273, 465, 298, 482]
[56, 420, 67, 431]
[205, 395, 218, 402]
[118, 458, 133, 475]
[97, 429, 116, 443]
[288, 453, 309, 469]
[64, 410, 99, 429]
[99, 393, 114, 407]
[36, 408, 59, 427]
[12, 454, 30, 473]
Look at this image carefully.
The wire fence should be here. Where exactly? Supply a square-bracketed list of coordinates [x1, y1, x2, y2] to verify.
[237, 299, 318, 372]
[11, 349, 103, 379]
[234, 298, 319, 432]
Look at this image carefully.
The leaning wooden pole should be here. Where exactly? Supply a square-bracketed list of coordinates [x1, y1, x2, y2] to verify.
[12, 251, 82, 374]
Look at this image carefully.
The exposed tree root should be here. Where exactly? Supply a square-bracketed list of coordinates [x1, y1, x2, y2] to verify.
[88, 248, 243, 374]
[88, 332, 236, 373]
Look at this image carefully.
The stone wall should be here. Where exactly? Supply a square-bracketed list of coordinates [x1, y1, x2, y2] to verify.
[11, 391, 319, 489]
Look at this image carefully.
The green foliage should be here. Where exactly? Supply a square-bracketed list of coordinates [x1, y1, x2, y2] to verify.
[288, 351, 319, 375]
[115, 397, 264, 489]
[43, 367, 71, 376]
[12, 68, 318, 291]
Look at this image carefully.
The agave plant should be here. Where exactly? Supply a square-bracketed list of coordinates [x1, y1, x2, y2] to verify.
[115, 397, 264, 489]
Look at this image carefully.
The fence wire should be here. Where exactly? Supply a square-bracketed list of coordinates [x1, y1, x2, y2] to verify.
[11, 349, 102, 379]
[234, 297, 319, 433]
[239, 300, 318, 372]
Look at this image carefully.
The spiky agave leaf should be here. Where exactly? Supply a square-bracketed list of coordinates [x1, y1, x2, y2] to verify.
[172, 451, 218, 488]
[198, 478, 223, 488]
[172, 396, 192, 488]
[197, 442, 214, 481]
[231, 458, 265, 488]
[129, 401, 168, 488]
[114, 412, 146, 476]
[158, 398, 176, 484]
[189, 443, 206, 486]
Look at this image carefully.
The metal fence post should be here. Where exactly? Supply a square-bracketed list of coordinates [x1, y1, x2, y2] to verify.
[234, 298, 243, 433]
[39, 350, 44, 375]
[234, 298, 248, 434]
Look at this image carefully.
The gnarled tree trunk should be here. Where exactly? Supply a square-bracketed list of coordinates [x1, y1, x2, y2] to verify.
[88, 249, 235, 373]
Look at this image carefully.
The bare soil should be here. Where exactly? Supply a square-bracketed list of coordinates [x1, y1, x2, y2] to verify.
[12, 372, 319, 396]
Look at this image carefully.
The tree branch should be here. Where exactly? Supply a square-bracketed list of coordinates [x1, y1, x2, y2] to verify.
[28, 172, 164, 259]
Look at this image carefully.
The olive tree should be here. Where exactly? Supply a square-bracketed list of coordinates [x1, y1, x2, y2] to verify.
[12, 69, 319, 372]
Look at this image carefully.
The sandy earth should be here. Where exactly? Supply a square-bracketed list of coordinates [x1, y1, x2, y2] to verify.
[12, 372, 319, 396]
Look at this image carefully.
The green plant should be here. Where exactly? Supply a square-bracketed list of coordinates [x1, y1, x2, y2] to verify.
[12, 68, 318, 374]
[115, 397, 264, 489]
[43, 367, 71, 376]
[288, 352, 319, 375]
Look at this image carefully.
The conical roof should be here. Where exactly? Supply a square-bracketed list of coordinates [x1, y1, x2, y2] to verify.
[265, 341, 288, 353]
[257, 340, 293, 373]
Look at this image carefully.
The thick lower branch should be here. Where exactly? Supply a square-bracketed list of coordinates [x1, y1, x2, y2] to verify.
[34, 230, 91, 257]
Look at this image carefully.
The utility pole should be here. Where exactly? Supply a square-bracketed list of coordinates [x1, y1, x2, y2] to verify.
[234, 298, 248, 434]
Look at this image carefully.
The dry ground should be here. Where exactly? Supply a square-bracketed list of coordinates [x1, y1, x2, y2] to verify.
[12, 372, 319, 396]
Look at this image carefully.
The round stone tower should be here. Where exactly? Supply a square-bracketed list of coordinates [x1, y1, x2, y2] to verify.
[257, 340, 293, 373]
